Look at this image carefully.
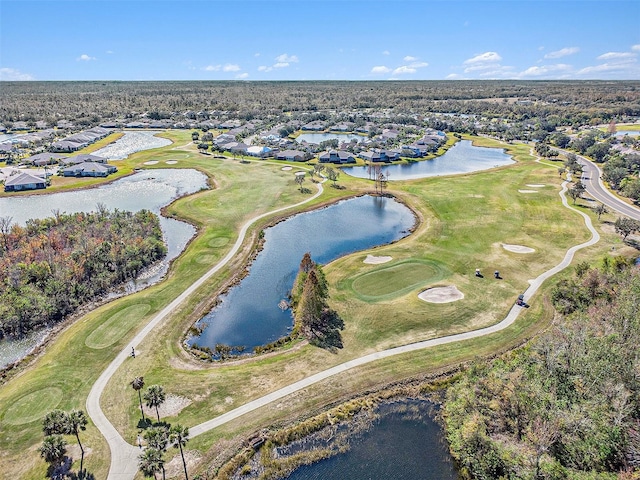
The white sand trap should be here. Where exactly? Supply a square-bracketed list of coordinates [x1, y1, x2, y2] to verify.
[143, 394, 191, 418]
[502, 244, 535, 253]
[165, 160, 178, 164]
[518, 189, 538, 193]
[281, 166, 293, 171]
[526, 184, 545, 188]
[143, 160, 159, 165]
[419, 286, 464, 304]
[363, 255, 393, 264]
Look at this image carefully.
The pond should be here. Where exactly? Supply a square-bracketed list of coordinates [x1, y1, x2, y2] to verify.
[92, 131, 173, 159]
[614, 130, 640, 137]
[344, 140, 514, 180]
[281, 399, 458, 480]
[296, 132, 366, 144]
[0, 168, 208, 368]
[188, 195, 415, 354]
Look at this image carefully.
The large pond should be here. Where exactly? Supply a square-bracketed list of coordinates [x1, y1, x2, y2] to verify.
[189, 195, 415, 354]
[296, 132, 366, 144]
[92, 131, 173, 159]
[344, 140, 514, 180]
[0, 168, 208, 368]
[284, 399, 458, 480]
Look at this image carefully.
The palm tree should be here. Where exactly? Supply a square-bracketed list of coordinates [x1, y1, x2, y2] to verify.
[131, 376, 146, 422]
[169, 424, 190, 480]
[144, 425, 169, 451]
[64, 409, 88, 456]
[143, 385, 166, 422]
[138, 447, 164, 480]
[42, 409, 67, 435]
[38, 434, 67, 469]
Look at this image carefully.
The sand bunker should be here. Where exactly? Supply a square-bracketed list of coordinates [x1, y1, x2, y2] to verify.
[502, 244, 535, 253]
[165, 160, 178, 164]
[518, 189, 538, 193]
[143, 160, 159, 165]
[526, 184, 545, 188]
[363, 255, 393, 264]
[143, 394, 191, 418]
[418, 286, 464, 303]
[281, 166, 293, 171]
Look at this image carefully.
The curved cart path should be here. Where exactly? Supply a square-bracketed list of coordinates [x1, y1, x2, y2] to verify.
[91, 160, 599, 479]
[87, 170, 326, 479]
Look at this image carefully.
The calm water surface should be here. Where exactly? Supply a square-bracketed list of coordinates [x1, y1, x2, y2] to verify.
[296, 132, 366, 144]
[92, 131, 172, 159]
[285, 399, 458, 480]
[0, 169, 208, 367]
[344, 140, 514, 180]
[189, 195, 415, 352]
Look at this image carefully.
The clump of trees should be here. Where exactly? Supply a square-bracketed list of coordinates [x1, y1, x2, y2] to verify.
[40, 409, 88, 477]
[443, 261, 640, 479]
[290, 253, 344, 351]
[0, 208, 167, 339]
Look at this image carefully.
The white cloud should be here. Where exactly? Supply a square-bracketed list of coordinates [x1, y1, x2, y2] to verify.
[258, 65, 271, 72]
[446, 73, 463, 79]
[519, 64, 572, 77]
[577, 61, 638, 75]
[0, 67, 35, 81]
[273, 62, 289, 69]
[544, 47, 579, 59]
[203, 65, 221, 71]
[77, 54, 96, 61]
[382, 50, 390, 56]
[223, 64, 241, 72]
[464, 52, 502, 64]
[597, 51, 636, 61]
[106, 50, 114, 54]
[371, 65, 391, 74]
[275, 53, 298, 63]
[410, 61, 429, 68]
[403, 55, 417, 62]
[236, 72, 249, 79]
[254, 53, 260, 57]
[393, 66, 416, 75]
[633, 45, 640, 52]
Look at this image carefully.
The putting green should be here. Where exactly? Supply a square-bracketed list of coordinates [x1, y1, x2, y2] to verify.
[4, 387, 63, 425]
[208, 237, 230, 248]
[196, 254, 216, 265]
[85, 304, 151, 349]
[351, 260, 447, 300]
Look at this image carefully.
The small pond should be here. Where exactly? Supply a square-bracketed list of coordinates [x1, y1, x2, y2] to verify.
[0, 168, 208, 368]
[614, 130, 640, 137]
[296, 132, 366, 144]
[188, 195, 415, 354]
[344, 140, 514, 180]
[92, 131, 173, 159]
[283, 399, 458, 480]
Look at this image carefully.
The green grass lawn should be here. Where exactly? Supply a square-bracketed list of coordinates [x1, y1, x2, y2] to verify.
[0, 133, 628, 479]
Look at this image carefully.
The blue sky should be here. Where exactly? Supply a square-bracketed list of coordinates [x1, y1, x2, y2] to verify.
[1, 0, 639, 81]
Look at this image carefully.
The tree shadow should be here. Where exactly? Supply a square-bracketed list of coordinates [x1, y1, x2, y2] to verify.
[310, 310, 345, 354]
[137, 418, 153, 429]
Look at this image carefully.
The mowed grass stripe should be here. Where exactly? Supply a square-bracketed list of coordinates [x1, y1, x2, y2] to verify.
[85, 304, 151, 349]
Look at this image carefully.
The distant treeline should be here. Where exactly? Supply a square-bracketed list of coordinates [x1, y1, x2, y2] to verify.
[1, 80, 639, 127]
[443, 260, 640, 479]
[0, 208, 166, 338]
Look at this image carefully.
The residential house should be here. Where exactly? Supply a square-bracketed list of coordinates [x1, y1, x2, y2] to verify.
[275, 149, 309, 162]
[61, 162, 117, 177]
[60, 154, 107, 165]
[4, 172, 47, 192]
[318, 150, 356, 164]
[246, 146, 272, 158]
[23, 153, 67, 166]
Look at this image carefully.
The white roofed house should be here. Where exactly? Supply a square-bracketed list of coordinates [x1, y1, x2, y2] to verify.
[318, 150, 356, 164]
[4, 171, 47, 192]
[61, 162, 117, 177]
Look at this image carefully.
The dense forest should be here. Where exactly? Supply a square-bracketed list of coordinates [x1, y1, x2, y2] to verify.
[0, 208, 166, 338]
[443, 260, 640, 479]
[1, 81, 639, 127]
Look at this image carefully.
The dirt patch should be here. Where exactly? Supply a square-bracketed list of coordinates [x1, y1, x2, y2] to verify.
[363, 255, 393, 264]
[502, 244, 535, 253]
[165, 450, 201, 478]
[418, 286, 464, 303]
[143, 394, 192, 418]
[518, 189, 538, 193]
[143, 160, 159, 165]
